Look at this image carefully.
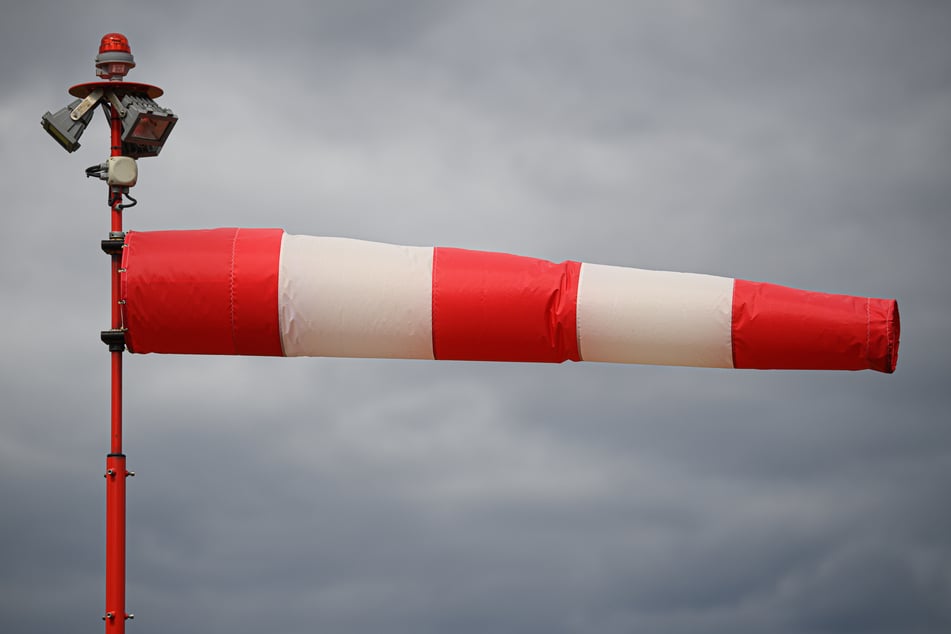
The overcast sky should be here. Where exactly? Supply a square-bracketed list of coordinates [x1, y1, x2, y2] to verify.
[2, 2, 950, 633]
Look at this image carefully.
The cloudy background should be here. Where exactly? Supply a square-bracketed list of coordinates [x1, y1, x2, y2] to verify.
[2, 1, 950, 632]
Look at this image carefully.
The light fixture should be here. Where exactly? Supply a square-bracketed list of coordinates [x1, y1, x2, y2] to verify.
[42, 32, 177, 158]
[41, 98, 95, 153]
[119, 93, 177, 156]
[95, 33, 136, 80]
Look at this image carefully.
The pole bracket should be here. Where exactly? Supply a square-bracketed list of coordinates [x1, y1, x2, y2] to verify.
[101, 239, 125, 255]
[100, 329, 126, 352]
[101, 231, 126, 255]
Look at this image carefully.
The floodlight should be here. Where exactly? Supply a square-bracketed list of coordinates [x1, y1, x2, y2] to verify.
[119, 93, 177, 155]
[41, 98, 95, 153]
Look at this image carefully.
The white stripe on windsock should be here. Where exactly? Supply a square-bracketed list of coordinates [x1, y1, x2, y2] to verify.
[278, 235, 435, 359]
[576, 264, 734, 367]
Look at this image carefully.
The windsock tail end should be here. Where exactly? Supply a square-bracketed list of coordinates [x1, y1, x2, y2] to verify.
[871, 298, 900, 374]
[731, 280, 900, 373]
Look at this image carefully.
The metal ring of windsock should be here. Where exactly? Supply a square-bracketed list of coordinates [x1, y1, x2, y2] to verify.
[120, 228, 899, 372]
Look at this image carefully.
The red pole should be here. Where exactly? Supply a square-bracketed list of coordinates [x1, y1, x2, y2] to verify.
[104, 101, 130, 633]
[44, 32, 164, 630]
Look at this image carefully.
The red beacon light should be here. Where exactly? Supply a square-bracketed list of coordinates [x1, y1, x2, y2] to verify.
[96, 33, 135, 80]
[99, 32, 131, 52]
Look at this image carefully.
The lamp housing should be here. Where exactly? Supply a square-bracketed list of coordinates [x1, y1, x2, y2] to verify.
[119, 93, 177, 156]
[41, 99, 95, 153]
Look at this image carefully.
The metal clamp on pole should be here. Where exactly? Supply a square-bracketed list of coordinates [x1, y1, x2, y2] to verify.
[101, 329, 126, 353]
[101, 232, 127, 255]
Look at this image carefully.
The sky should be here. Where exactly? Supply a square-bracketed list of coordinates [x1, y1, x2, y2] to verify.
[1, 1, 950, 633]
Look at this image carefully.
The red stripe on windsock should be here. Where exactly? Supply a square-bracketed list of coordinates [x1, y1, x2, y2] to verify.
[121, 228, 284, 355]
[731, 279, 900, 372]
[432, 247, 582, 362]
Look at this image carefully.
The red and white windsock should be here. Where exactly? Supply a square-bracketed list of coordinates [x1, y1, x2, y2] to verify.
[119, 228, 899, 372]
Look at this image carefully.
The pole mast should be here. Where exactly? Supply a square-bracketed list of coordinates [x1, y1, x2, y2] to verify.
[42, 32, 177, 632]
[103, 90, 131, 633]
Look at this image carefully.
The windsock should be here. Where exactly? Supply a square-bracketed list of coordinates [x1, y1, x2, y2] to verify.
[119, 228, 899, 372]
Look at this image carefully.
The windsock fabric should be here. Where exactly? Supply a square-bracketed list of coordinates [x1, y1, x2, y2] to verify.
[119, 228, 899, 372]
